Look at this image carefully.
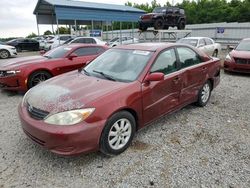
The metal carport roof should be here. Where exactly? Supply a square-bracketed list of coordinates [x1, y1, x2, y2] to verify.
[34, 0, 145, 25]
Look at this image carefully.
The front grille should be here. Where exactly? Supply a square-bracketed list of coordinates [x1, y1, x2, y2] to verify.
[23, 129, 45, 146]
[27, 103, 49, 120]
[235, 58, 250, 64]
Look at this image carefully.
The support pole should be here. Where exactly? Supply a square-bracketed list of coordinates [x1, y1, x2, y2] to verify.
[132, 22, 134, 43]
[36, 13, 40, 36]
[74, 20, 77, 36]
[51, 13, 55, 34]
[111, 21, 113, 39]
[56, 19, 60, 45]
[106, 21, 108, 41]
[91, 20, 94, 36]
[120, 22, 122, 45]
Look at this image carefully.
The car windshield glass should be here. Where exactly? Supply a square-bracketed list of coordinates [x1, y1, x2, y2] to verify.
[84, 49, 153, 82]
[153, 7, 165, 13]
[177, 39, 198, 47]
[109, 37, 119, 42]
[44, 46, 72, 59]
[235, 40, 250, 51]
[0, 41, 5, 45]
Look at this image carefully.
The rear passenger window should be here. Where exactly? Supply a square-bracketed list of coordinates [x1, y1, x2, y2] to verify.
[150, 49, 177, 75]
[205, 38, 213, 45]
[73, 47, 101, 56]
[177, 47, 202, 68]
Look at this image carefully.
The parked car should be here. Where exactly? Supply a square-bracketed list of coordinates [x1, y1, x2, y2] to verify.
[32, 37, 46, 50]
[177, 37, 221, 57]
[18, 43, 221, 156]
[139, 7, 186, 31]
[6, 38, 39, 52]
[65, 37, 107, 46]
[108, 37, 139, 47]
[224, 38, 250, 73]
[44, 35, 72, 50]
[0, 41, 17, 59]
[0, 44, 108, 91]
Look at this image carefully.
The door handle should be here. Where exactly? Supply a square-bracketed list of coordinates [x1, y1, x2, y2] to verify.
[173, 76, 181, 84]
[202, 67, 207, 71]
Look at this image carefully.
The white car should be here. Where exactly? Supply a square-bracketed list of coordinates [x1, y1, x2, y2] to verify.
[0, 41, 17, 59]
[108, 37, 139, 47]
[45, 35, 72, 50]
[32, 37, 46, 50]
[66, 37, 107, 45]
[177, 37, 221, 57]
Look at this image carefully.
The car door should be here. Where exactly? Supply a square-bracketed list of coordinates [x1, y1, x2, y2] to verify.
[142, 48, 182, 124]
[176, 47, 208, 104]
[204, 38, 214, 56]
[61, 47, 102, 73]
[197, 38, 208, 55]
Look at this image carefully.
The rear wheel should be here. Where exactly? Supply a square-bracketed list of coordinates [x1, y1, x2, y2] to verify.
[100, 111, 136, 156]
[27, 71, 52, 89]
[154, 19, 164, 30]
[196, 81, 212, 107]
[212, 50, 218, 57]
[16, 46, 22, 52]
[0, 49, 10, 59]
[177, 20, 185, 30]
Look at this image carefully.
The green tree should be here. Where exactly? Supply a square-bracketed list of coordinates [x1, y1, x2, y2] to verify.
[43, 30, 52, 35]
[55, 27, 70, 34]
[26, 32, 37, 38]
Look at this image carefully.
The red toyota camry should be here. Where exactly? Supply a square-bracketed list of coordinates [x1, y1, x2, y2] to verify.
[18, 43, 221, 156]
[0, 44, 108, 91]
[224, 38, 250, 73]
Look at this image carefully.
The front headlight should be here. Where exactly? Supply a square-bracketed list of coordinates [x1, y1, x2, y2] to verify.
[44, 108, 95, 126]
[0, 70, 21, 77]
[225, 54, 232, 61]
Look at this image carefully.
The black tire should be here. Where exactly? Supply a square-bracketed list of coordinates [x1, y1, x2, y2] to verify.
[139, 25, 148, 31]
[196, 81, 212, 107]
[154, 19, 164, 30]
[212, 50, 218, 57]
[164, 25, 169, 30]
[177, 20, 185, 30]
[27, 71, 52, 89]
[100, 111, 136, 156]
[16, 46, 22, 52]
[0, 49, 10, 59]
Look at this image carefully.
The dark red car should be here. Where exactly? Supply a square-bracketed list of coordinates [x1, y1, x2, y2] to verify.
[18, 43, 220, 156]
[224, 38, 250, 73]
[0, 44, 108, 91]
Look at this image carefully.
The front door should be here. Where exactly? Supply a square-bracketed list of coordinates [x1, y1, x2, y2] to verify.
[142, 48, 182, 124]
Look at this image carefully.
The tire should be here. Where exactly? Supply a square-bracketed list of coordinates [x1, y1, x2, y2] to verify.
[212, 50, 218, 57]
[196, 81, 212, 107]
[16, 46, 22, 52]
[27, 71, 52, 89]
[154, 19, 164, 30]
[164, 25, 169, 30]
[0, 49, 10, 59]
[100, 111, 136, 156]
[139, 25, 148, 31]
[177, 20, 185, 30]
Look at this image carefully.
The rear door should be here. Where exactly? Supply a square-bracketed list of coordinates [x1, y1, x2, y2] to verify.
[176, 47, 208, 104]
[142, 48, 182, 124]
[204, 38, 215, 56]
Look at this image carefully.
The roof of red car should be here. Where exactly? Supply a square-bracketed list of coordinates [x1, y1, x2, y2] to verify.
[115, 42, 175, 51]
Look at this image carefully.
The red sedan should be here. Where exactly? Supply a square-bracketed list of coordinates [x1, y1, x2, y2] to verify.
[0, 44, 108, 91]
[18, 43, 221, 156]
[224, 38, 250, 73]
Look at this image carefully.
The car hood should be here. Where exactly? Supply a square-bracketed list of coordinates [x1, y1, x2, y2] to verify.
[0, 56, 47, 70]
[25, 71, 130, 114]
[141, 13, 162, 19]
[230, 50, 250, 59]
[0, 44, 15, 49]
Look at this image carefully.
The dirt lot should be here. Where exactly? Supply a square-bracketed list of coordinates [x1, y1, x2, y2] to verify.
[0, 51, 249, 187]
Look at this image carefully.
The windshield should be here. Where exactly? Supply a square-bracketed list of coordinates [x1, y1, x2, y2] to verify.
[153, 7, 165, 13]
[84, 49, 153, 82]
[235, 40, 250, 51]
[109, 37, 119, 42]
[44, 46, 72, 59]
[177, 39, 198, 47]
[0, 41, 6, 45]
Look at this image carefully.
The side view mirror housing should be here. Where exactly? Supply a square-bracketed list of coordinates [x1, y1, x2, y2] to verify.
[40, 50, 46, 55]
[145, 72, 164, 82]
[68, 53, 78, 60]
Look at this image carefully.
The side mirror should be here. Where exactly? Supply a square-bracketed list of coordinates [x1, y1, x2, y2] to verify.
[40, 50, 46, 55]
[86, 60, 91, 65]
[228, 45, 235, 50]
[145, 72, 164, 82]
[68, 53, 78, 60]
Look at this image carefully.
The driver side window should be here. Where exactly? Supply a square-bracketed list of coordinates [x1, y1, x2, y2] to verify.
[150, 49, 177, 75]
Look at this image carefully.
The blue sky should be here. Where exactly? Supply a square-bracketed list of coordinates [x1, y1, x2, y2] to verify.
[0, 0, 174, 38]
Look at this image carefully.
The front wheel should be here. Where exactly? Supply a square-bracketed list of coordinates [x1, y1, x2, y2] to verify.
[100, 111, 136, 156]
[154, 19, 164, 30]
[0, 49, 10, 59]
[27, 71, 52, 89]
[212, 50, 218, 57]
[177, 20, 185, 30]
[196, 81, 212, 107]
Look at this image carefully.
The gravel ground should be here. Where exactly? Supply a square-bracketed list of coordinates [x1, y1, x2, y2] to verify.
[0, 51, 250, 188]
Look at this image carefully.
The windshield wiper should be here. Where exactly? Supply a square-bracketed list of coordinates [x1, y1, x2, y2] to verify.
[82, 68, 90, 76]
[93, 70, 117, 81]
